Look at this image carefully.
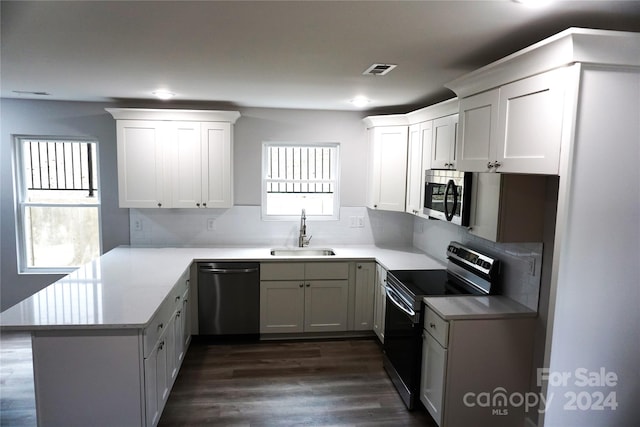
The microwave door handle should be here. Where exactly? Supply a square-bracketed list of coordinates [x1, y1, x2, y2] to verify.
[444, 179, 456, 221]
[385, 285, 416, 317]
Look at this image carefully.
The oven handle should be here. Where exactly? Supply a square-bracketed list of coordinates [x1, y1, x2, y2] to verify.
[385, 285, 416, 317]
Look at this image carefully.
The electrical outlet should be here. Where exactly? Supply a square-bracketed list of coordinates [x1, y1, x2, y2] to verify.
[528, 258, 536, 275]
[207, 218, 216, 231]
[349, 216, 358, 228]
[356, 216, 365, 227]
[133, 219, 143, 231]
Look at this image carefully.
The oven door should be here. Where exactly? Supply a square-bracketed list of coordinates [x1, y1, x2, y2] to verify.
[382, 285, 423, 409]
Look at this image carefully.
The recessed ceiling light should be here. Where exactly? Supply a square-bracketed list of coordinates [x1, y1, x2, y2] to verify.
[513, 0, 552, 7]
[350, 96, 371, 108]
[152, 90, 175, 100]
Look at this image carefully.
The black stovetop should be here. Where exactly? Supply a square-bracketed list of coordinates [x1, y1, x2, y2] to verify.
[387, 269, 482, 301]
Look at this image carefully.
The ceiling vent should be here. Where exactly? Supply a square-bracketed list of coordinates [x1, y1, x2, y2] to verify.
[362, 63, 397, 76]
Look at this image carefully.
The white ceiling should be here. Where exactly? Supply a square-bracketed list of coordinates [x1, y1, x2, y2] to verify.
[2, 0, 640, 113]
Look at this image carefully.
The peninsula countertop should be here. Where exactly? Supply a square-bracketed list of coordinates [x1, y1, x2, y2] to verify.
[0, 245, 446, 331]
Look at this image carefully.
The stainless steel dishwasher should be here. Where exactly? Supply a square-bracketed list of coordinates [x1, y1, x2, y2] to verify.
[197, 262, 260, 338]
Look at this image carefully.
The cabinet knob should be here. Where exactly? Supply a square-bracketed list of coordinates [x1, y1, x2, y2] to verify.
[196, 203, 200, 207]
[203, 202, 207, 207]
[493, 161, 502, 169]
[157, 202, 162, 207]
[429, 322, 436, 329]
[159, 341, 165, 350]
[306, 283, 311, 287]
[299, 283, 304, 288]
[374, 204, 378, 208]
[176, 295, 181, 301]
[487, 162, 494, 169]
[357, 265, 362, 269]
[158, 323, 164, 330]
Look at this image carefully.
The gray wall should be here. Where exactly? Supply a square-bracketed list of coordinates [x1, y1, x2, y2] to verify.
[0, 99, 130, 310]
[1, 100, 370, 310]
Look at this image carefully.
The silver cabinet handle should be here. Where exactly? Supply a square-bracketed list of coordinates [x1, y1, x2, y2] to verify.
[493, 161, 502, 169]
[487, 161, 494, 169]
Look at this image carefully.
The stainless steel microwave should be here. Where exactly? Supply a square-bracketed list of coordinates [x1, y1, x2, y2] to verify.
[423, 169, 472, 226]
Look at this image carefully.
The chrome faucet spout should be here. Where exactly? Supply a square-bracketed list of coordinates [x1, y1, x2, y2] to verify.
[298, 209, 311, 247]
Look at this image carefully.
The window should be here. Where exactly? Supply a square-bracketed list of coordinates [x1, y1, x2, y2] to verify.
[262, 143, 340, 220]
[14, 137, 101, 273]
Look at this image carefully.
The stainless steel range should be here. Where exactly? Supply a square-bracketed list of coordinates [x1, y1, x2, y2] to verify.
[382, 241, 500, 410]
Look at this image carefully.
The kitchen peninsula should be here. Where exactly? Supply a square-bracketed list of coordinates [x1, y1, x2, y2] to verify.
[0, 245, 446, 427]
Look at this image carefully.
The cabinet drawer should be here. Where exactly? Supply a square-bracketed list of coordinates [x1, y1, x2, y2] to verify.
[424, 308, 449, 348]
[143, 300, 172, 358]
[260, 263, 305, 281]
[304, 262, 349, 280]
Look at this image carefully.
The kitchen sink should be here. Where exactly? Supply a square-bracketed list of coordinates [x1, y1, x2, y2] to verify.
[270, 248, 336, 256]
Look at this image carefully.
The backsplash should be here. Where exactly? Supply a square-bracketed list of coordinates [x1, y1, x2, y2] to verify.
[413, 217, 542, 311]
[129, 207, 541, 311]
[129, 206, 414, 248]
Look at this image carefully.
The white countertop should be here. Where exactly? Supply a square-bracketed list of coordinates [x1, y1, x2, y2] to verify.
[0, 245, 445, 331]
[423, 295, 537, 320]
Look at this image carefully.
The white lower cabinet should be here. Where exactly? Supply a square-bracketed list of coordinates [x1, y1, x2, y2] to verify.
[259, 262, 359, 334]
[372, 264, 387, 343]
[420, 307, 534, 427]
[30, 270, 192, 427]
[142, 269, 191, 427]
[259, 261, 378, 335]
[353, 262, 376, 330]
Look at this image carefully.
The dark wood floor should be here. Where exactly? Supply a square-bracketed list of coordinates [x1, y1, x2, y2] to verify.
[0, 333, 436, 426]
[0, 333, 36, 427]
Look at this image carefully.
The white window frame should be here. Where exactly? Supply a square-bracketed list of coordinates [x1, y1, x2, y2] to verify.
[261, 142, 340, 221]
[13, 136, 103, 274]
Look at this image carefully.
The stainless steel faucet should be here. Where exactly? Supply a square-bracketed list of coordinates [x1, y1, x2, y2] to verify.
[298, 209, 312, 247]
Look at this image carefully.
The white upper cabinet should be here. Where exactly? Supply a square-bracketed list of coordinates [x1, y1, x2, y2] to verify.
[200, 122, 233, 208]
[365, 125, 408, 212]
[107, 108, 239, 209]
[405, 121, 433, 217]
[430, 114, 458, 170]
[116, 120, 168, 208]
[170, 122, 204, 208]
[456, 68, 567, 174]
[457, 89, 499, 172]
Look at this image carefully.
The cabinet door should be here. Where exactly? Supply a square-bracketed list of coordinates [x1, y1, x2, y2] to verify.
[421, 332, 447, 426]
[201, 122, 233, 208]
[144, 334, 169, 427]
[457, 89, 500, 172]
[406, 123, 425, 215]
[165, 311, 179, 387]
[367, 126, 408, 211]
[353, 262, 376, 330]
[304, 280, 349, 332]
[373, 265, 387, 343]
[430, 115, 458, 169]
[181, 287, 191, 352]
[170, 122, 203, 208]
[116, 120, 167, 208]
[260, 281, 305, 333]
[496, 68, 566, 174]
